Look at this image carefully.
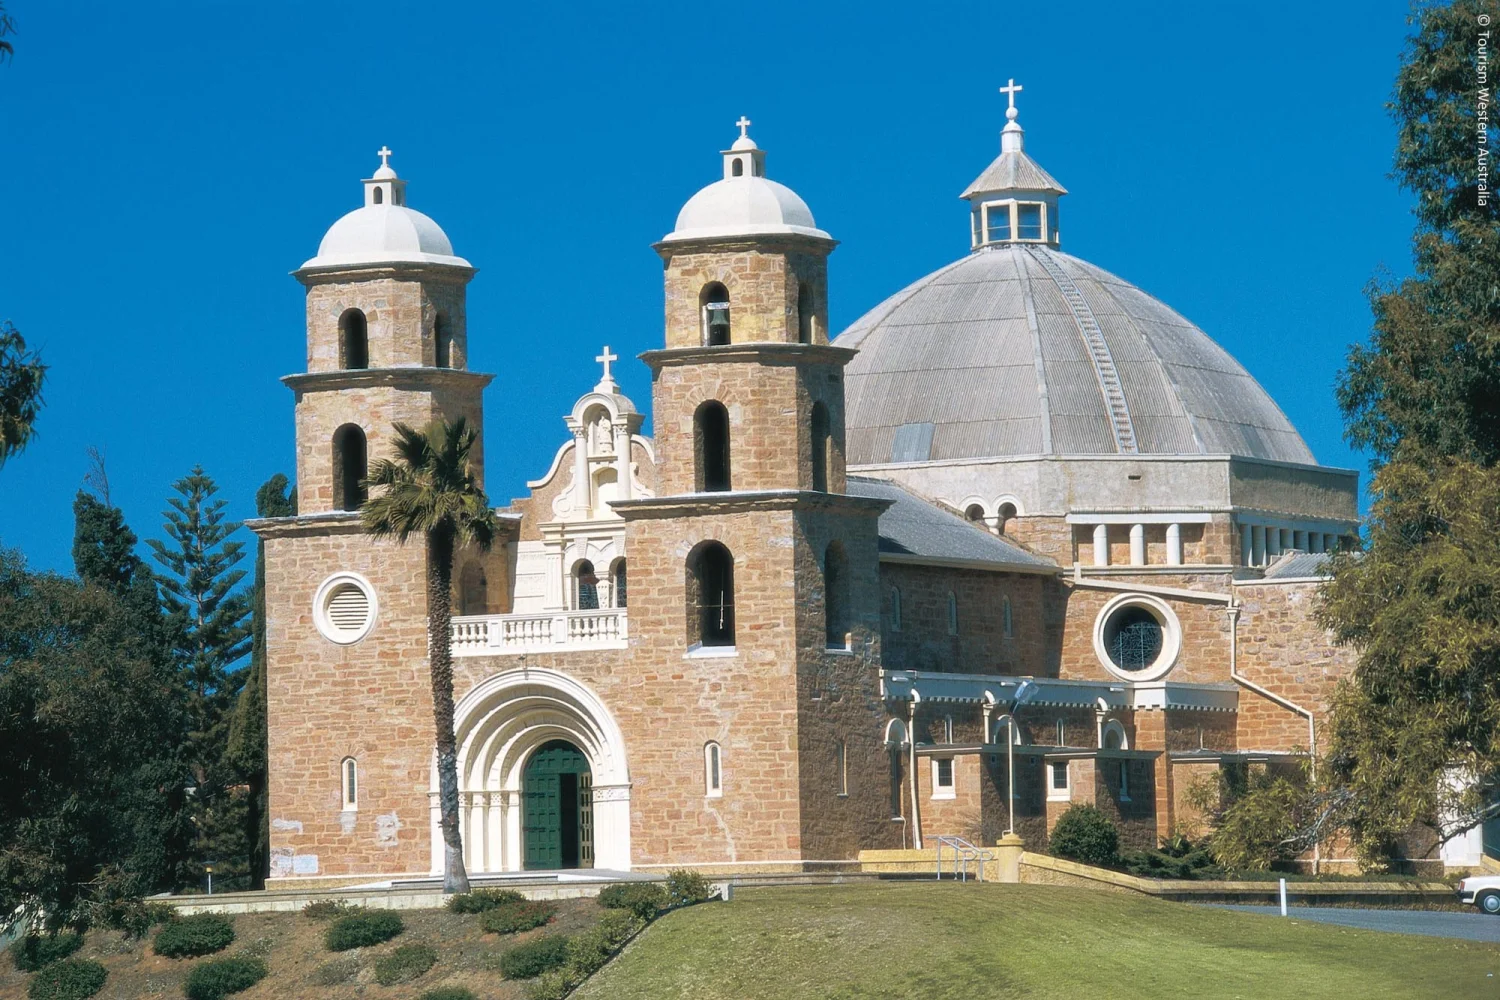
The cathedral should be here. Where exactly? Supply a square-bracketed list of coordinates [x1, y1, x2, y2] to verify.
[254, 88, 1426, 886]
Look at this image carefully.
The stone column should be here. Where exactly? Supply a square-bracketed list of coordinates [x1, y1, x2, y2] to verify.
[614, 425, 632, 502]
[1310, 532, 1325, 554]
[1281, 528, 1294, 554]
[1266, 526, 1281, 560]
[994, 832, 1025, 883]
[1092, 524, 1109, 567]
[487, 793, 505, 873]
[572, 429, 590, 515]
[543, 540, 566, 612]
[1129, 524, 1146, 566]
[1240, 522, 1253, 566]
[505, 790, 523, 872]
[1166, 523, 1182, 566]
[467, 793, 487, 872]
[1133, 711, 1174, 843]
[1293, 529, 1307, 552]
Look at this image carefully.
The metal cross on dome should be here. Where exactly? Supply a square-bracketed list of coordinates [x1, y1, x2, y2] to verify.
[735, 115, 752, 138]
[596, 345, 618, 381]
[377, 145, 393, 168]
[999, 79, 1023, 111]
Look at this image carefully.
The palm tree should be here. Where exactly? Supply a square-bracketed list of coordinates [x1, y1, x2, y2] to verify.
[361, 417, 495, 894]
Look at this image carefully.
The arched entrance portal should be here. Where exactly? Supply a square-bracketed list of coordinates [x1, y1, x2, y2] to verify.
[522, 740, 593, 870]
[442, 667, 631, 874]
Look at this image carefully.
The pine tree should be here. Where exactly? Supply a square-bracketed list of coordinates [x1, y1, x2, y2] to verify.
[0, 321, 45, 467]
[1318, 0, 1500, 863]
[225, 473, 294, 889]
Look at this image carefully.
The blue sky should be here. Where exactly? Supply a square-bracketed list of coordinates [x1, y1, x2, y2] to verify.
[2, 1, 1415, 573]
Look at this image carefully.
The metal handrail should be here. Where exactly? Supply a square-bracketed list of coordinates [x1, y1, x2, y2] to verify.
[934, 835, 996, 883]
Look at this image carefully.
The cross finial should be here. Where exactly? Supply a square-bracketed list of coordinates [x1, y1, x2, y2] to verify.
[377, 145, 393, 168]
[999, 78, 1023, 119]
[595, 345, 618, 382]
[735, 115, 752, 139]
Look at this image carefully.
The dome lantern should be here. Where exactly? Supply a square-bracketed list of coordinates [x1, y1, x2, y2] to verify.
[960, 80, 1068, 250]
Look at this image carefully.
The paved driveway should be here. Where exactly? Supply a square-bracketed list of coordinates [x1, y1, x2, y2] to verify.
[1206, 903, 1500, 943]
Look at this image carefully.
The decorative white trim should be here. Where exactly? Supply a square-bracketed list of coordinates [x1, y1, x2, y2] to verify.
[1100, 719, 1130, 751]
[686, 644, 738, 659]
[1067, 511, 1214, 525]
[313, 572, 378, 645]
[1092, 592, 1182, 682]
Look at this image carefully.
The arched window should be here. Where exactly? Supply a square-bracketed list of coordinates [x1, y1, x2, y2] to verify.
[824, 541, 849, 649]
[797, 281, 815, 344]
[704, 741, 723, 797]
[694, 401, 731, 492]
[611, 558, 627, 609]
[574, 560, 600, 610]
[332, 424, 367, 511]
[341, 757, 358, 810]
[1003, 596, 1013, 637]
[700, 282, 731, 346]
[686, 541, 735, 648]
[373, 187, 384, 205]
[458, 561, 488, 616]
[947, 591, 959, 636]
[435, 313, 452, 369]
[836, 740, 848, 796]
[964, 504, 987, 530]
[1055, 719, 1066, 746]
[889, 587, 902, 632]
[732, 158, 744, 177]
[997, 502, 1018, 535]
[338, 309, 369, 370]
[810, 402, 830, 492]
[943, 715, 954, 743]
[1101, 720, 1129, 750]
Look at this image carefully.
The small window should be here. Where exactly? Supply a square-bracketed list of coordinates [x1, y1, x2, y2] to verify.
[393, 188, 403, 206]
[1048, 761, 1070, 800]
[836, 741, 848, 797]
[373, 187, 384, 205]
[687, 541, 735, 648]
[797, 281, 815, 344]
[810, 402, 830, 492]
[1104, 605, 1165, 672]
[823, 541, 849, 649]
[332, 424, 368, 511]
[943, 715, 954, 744]
[705, 742, 722, 797]
[964, 503, 986, 528]
[1102, 720, 1128, 750]
[1003, 596, 1014, 637]
[1018, 203, 1043, 241]
[888, 745, 904, 818]
[574, 560, 599, 610]
[984, 203, 1011, 242]
[1118, 760, 1131, 802]
[694, 401, 732, 492]
[997, 502, 1017, 535]
[933, 757, 955, 799]
[338, 308, 369, 370]
[1055, 719, 1066, 747]
[700, 282, 731, 346]
[947, 592, 958, 636]
[890, 587, 902, 632]
[732, 158, 744, 177]
[612, 558, 627, 608]
[342, 757, 358, 809]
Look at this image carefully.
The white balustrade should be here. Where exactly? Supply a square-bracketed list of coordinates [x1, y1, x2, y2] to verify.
[451, 608, 629, 656]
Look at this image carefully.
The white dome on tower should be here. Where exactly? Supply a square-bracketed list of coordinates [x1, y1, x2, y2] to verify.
[300, 148, 472, 271]
[660, 118, 832, 244]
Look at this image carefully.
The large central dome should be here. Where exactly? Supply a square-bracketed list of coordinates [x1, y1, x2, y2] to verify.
[837, 246, 1313, 466]
[835, 100, 1312, 469]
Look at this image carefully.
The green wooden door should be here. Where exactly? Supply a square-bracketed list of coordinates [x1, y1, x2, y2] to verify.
[522, 740, 592, 870]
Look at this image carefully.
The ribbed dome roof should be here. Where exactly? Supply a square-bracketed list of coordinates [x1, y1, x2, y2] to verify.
[836, 244, 1315, 466]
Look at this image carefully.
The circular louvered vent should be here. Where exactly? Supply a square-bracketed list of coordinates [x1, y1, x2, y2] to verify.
[314, 573, 378, 644]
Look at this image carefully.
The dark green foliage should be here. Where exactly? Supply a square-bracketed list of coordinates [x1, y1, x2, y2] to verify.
[420, 989, 477, 1000]
[152, 913, 235, 958]
[664, 869, 714, 907]
[525, 907, 648, 998]
[301, 898, 356, 920]
[0, 320, 46, 466]
[596, 883, 666, 920]
[1190, 767, 1315, 873]
[11, 933, 82, 971]
[374, 942, 438, 985]
[499, 935, 571, 980]
[325, 909, 404, 951]
[181, 956, 267, 1000]
[447, 888, 525, 913]
[96, 897, 178, 940]
[1119, 835, 1224, 881]
[306, 957, 361, 986]
[25, 959, 106, 1000]
[480, 900, 555, 935]
[0, 545, 192, 930]
[1047, 805, 1119, 867]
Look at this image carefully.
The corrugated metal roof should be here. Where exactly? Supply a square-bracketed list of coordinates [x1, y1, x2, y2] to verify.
[1261, 551, 1335, 579]
[959, 149, 1068, 198]
[837, 245, 1316, 466]
[845, 476, 1057, 571]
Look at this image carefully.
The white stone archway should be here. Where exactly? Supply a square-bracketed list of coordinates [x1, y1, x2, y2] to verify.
[435, 667, 631, 874]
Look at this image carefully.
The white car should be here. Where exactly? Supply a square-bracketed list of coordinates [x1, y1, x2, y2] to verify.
[1457, 874, 1500, 914]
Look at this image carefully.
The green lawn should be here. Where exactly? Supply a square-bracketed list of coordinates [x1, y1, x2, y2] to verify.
[578, 882, 1498, 1000]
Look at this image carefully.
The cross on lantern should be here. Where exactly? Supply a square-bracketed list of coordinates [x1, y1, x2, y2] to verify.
[735, 115, 752, 138]
[596, 345, 618, 381]
[377, 145, 393, 168]
[999, 79, 1023, 111]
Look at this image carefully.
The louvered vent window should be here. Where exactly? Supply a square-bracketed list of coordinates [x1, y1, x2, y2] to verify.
[315, 574, 377, 644]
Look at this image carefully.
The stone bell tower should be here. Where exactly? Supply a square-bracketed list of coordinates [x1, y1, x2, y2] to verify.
[613, 120, 892, 869]
[254, 149, 494, 884]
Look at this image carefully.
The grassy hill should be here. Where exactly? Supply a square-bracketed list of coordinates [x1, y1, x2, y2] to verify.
[577, 883, 1496, 1000]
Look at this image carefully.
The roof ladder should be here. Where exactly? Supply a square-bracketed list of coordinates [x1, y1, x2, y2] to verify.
[1026, 246, 1138, 454]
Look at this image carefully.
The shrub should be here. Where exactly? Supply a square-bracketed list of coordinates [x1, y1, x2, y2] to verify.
[325, 909, 404, 951]
[152, 913, 235, 959]
[420, 989, 477, 1000]
[25, 959, 107, 1000]
[596, 882, 666, 920]
[12, 933, 83, 972]
[480, 899, 555, 935]
[665, 869, 715, 907]
[100, 899, 178, 939]
[525, 968, 582, 1000]
[301, 898, 358, 920]
[447, 888, 525, 914]
[1120, 835, 1224, 880]
[567, 909, 644, 975]
[307, 957, 362, 986]
[374, 943, 438, 986]
[499, 935, 571, 980]
[182, 956, 268, 1000]
[1048, 804, 1120, 866]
